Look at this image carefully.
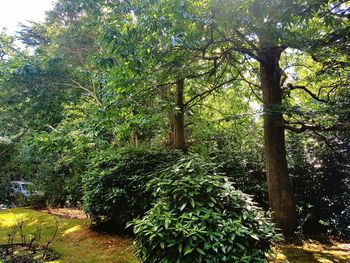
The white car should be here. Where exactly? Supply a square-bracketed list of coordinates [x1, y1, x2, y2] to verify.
[10, 181, 35, 197]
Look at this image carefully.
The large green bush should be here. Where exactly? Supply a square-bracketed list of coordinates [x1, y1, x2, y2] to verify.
[83, 146, 181, 232]
[0, 141, 18, 206]
[214, 149, 268, 209]
[190, 127, 268, 208]
[0, 178, 12, 206]
[134, 156, 281, 262]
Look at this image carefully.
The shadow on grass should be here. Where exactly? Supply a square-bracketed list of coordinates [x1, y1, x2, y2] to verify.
[278, 243, 350, 263]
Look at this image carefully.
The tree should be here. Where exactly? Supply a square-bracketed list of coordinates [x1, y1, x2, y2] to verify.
[102, 0, 350, 234]
[102, 0, 242, 152]
[0, 1, 112, 205]
[1, 0, 348, 236]
[195, 0, 350, 234]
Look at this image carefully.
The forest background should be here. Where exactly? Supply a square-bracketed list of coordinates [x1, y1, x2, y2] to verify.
[0, 0, 349, 243]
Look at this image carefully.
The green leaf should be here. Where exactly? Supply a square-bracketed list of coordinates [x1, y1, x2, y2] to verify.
[184, 246, 194, 255]
[196, 247, 206, 255]
[250, 234, 260, 240]
[180, 203, 187, 211]
[190, 197, 195, 208]
[178, 243, 183, 253]
[165, 219, 170, 229]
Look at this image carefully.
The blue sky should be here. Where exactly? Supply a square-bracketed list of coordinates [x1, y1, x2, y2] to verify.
[0, 0, 54, 33]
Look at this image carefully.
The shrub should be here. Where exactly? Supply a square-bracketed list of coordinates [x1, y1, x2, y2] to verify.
[0, 141, 18, 206]
[214, 149, 268, 209]
[83, 146, 181, 232]
[133, 156, 281, 263]
[35, 168, 83, 207]
[27, 193, 47, 208]
[190, 125, 268, 208]
[0, 177, 12, 206]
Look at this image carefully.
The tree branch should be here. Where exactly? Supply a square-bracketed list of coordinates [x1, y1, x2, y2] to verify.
[185, 75, 239, 108]
[285, 121, 350, 133]
[63, 78, 103, 106]
[285, 84, 328, 103]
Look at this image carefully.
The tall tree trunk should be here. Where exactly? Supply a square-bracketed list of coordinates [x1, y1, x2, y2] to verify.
[259, 46, 297, 235]
[174, 78, 186, 152]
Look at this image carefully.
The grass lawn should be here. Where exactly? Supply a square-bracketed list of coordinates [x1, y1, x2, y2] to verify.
[1, 208, 349, 262]
[0, 208, 138, 263]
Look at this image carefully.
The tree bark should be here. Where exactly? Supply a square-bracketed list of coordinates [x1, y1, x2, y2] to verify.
[259, 46, 297, 234]
[174, 78, 186, 152]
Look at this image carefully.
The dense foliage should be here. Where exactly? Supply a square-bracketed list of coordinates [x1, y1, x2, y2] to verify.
[0, 142, 13, 205]
[134, 157, 281, 262]
[83, 146, 181, 232]
[288, 133, 350, 238]
[0, 0, 349, 243]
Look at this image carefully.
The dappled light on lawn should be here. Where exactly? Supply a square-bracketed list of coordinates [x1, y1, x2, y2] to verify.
[274, 240, 350, 263]
[0, 208, 138, 263]
[62, 225, 81, 235]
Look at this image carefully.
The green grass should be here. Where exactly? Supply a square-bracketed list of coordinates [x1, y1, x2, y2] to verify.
[0, 208, 138, 263]
[1, 208, 349, 262]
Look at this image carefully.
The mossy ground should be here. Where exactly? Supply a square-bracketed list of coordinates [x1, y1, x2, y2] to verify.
[1, 208, 349, 262]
